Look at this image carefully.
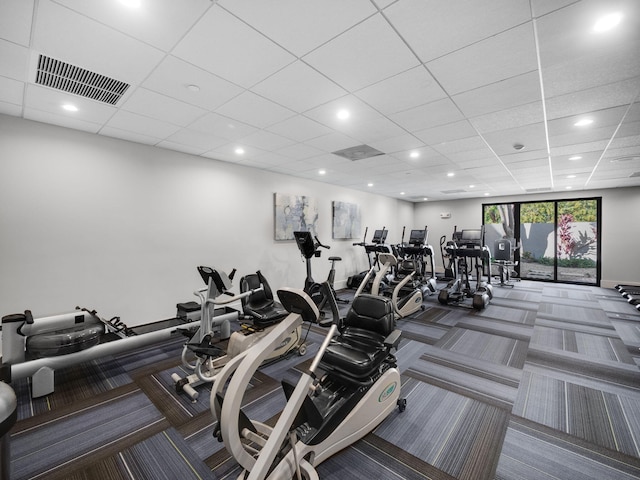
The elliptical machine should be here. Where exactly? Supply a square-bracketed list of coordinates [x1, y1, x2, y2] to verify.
[438, 226, 493, 310]
[395, 226, 438, 296]
[210, 283, 405, 480]
[171, 267, 305, 401]
[294, 231, 348, 314]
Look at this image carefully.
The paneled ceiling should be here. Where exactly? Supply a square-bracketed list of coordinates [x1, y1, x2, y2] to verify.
[1, 0, 639, 201]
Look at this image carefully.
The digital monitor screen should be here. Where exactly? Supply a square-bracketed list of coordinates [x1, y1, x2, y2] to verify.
[408, 229, 426, 244]
[461, 229, 481, 241]
[372, 229, 388, 244]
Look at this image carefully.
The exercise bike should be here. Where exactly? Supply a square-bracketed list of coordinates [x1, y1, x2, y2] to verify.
[171, 267, 305, 401]
[210, 283, 405, 480]
[294, 231, 348, 313]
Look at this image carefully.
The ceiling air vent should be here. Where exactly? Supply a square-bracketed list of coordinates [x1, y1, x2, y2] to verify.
[332, 144, 385, 161]
[630, 171, 640, 178]
[441, 189, 467, 194]
[35, 54, 130, 105]
[525, 187, 552, 193]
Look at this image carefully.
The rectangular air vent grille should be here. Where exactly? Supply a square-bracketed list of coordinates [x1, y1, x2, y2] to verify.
[332, 144, 385, 161]
[441, 189, 466, 194]
[35, 55, 130, 105]
[630, 171, 640, 178]
[525, 187, 552, 193]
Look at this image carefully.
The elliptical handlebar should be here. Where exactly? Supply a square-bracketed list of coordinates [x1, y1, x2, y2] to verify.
[314, 236, 330, 250]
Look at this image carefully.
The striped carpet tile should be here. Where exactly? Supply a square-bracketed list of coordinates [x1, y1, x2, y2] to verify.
[496, 416, 640, 480]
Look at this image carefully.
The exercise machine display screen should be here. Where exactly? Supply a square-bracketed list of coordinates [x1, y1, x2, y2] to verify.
[409, 229, 426, 245]
[372, 229, 388, 244]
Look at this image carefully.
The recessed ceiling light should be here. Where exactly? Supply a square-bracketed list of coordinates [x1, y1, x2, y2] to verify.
[574, 118, 593, 127]
[593, 12, 623, 33]
[367, 183, 373, 187]
[62, 103, 78, 112]
[318, 169, 326, 175]
[234, 147, 244, 155]
[447, 172, 455, 177]
[569, 155, 582, 161]
[400, 192, 405, 195]
[337, 109, 350, 120]
[409, 151, 420, 159]
[567, 174, 576, 179]
[469, 184, 475, 188]
[423, 197, 428, 201]
[484, 192, 490, 196]
[566, 186, 573, 189]
[186, 84, 200, 92]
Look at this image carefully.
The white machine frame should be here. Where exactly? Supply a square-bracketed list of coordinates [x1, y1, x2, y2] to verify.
[210, 287, 402, 480]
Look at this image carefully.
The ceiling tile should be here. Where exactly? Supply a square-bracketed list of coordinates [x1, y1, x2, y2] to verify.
[236, 130, 296, 151]
[164, 129, 229, 152]
[483, 122, 548, 155]
[303, 13, 420, 91]
[100, 126, 161, 146]
[218, 0, 377, 57]
[368, 134, 425, 155]
[414, 120, 478, 146]
[121, 88, 207, 127]
[266, 115, 333, 143]
[390, 98, 465, 132]
[252, 61, 347, 113]
[426, 23, 538, 95]
[172, 5, 296, 88]
[214, 91, 296, 129]
[0, 40, 30, 81]
[24, 107, 100, 133]
[105, 110, 181, 139]
[0, 0, 33, 46]
[0, 76, 24, 105]
[355, 65, 446, 115]
[52, 0, 212, 51]
[24, 83, 116, 124]
[188, 112, 258, 141]
[385, 0, 532, 62]
[32, 0, 165, 84]
[453, 71, 542, 118]
[471, 102, 545, 133]
[142, 56, 244, 111]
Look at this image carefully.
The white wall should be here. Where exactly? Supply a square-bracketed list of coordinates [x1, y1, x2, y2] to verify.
[0, 115, 412, 325]
[414, 187, 640, 288]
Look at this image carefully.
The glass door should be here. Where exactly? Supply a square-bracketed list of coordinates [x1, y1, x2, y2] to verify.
[519, 202, 555, 281]
[556, 199, 599, 284]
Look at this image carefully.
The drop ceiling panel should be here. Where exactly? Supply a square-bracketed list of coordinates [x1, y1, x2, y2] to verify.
[24, 107, 101, 134]
[236, 130, 296, 151]
[52, 0, 213, 52]
[471, 102, 545, 134]
[426, 23, 538, 95]
[482, 123, 548, 155]
[368, 134, 425, 156]
[384, 0, 531, 63]
[390, 98, 465, 132]
[0, 0, 33, 46]
[100, 126, 162, 146]
[215, 91, 296, 129]
[33, 1, 165, 84]
[302, 13, 420, 92]
[453, 71, 542, 118]
[142, 56, 244, 111]
[266, 115, 333, 143]
[172, 6, 296, 88]
[164, 129, 228, 152]
[303, 95, 383, 132]
[105, 110, 181, 139]
[25, 83, 116, 124]
[0, 76, 24, 105]
[276, 143, 325, 160]
[252, 61, 347, 114]
[414, 120, 479, 146]
[188, 113, 257, 141]
[121, 88, 207, 127]
[0, 40, 29, 81]
[545, 77, 640, 120]
[354, 65, 446, 116]
[218, 0, 377, 58]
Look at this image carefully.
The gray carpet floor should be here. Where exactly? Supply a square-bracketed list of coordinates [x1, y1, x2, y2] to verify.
[7, 280, 640, 479]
